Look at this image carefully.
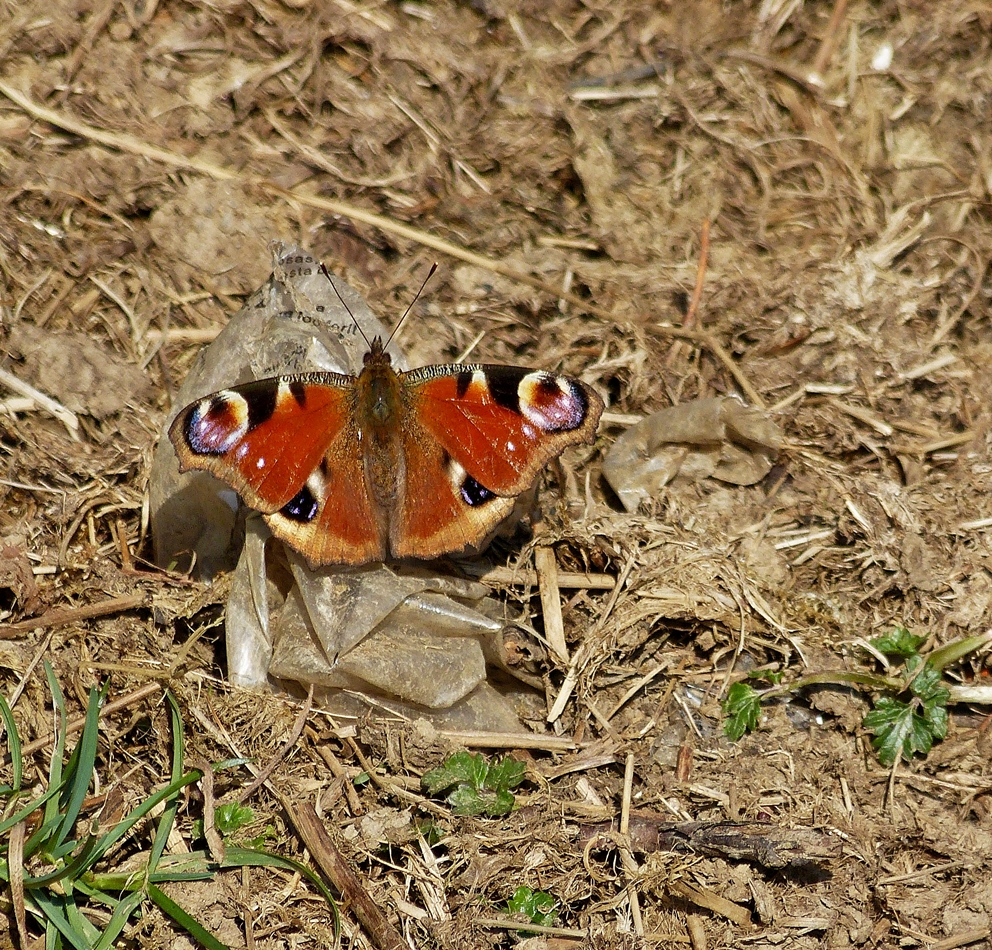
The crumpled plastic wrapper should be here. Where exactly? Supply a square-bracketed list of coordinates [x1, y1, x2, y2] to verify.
[603, 396, 784, 512]
[150, 243, 526, 731]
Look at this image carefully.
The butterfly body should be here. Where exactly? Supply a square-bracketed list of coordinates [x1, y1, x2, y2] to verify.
[170, 337, 603, 565]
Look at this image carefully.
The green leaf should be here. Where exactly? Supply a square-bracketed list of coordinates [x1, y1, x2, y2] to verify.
[507, 885, 558, 926]
[0, 784, 60, 843]
[422, 751, 481, 795]
[870, 626, 926, 659]
[446, 750, 489, 788]
[863, 672, 948, 767]
[447, 784, 486, 817]
[722, 682, 761, 740]
[423, 752, 524, 816]
[0, 693, 23, 794]
[29, 889, 91, 950]
[488, 789, 515, 818]
[214, 802, 255, 837]
[486, 758, 525, 792]
[87, 770, 202, 870]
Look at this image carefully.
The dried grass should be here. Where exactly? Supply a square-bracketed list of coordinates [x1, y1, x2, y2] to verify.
[2, 1, 992, 947]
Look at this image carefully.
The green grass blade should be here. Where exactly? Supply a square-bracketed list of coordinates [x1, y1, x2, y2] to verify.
[223, 847, 339, 930]
[0, 692, 23, 793]
[72, 877, 125, 910]
[42, 663, 68, 826]
[92, 890, 144, 950]
[147, 883, 229, 950]
[0, 782, 59, 839]
[29, 889, 93, 950]
[88, 770, 201, 860]
[22, 807, 74, 859]
[148, 692, 184, 875]
[63, 890, 102, 948]
[54, 688, 102, 851]
[24, 836, 101, 888]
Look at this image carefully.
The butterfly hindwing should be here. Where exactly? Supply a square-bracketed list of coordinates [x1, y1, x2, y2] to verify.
[264, 420, 388, 564]
[391, 414, 517, 559]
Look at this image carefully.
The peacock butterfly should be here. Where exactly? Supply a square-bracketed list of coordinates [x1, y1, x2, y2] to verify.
[169, 268, 604, 566]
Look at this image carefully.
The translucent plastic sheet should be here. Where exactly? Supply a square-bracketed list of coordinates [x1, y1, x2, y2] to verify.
[150, 244, 527, 728]
[603, 396, 784, 512]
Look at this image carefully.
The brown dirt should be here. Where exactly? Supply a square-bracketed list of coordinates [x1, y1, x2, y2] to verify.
[2, 1, 992, 948]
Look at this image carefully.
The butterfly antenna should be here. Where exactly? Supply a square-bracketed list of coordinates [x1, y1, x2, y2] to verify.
[385, 263, 437, 350]
[319, 262, 372, 349]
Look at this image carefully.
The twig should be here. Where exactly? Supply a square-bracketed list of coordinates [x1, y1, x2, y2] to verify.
[232, 686, 314, 805]
[810, 0, 851, 79]
[309, 735, 366, 816]
[475, 917, 589, 938]
[344, 736, 450, 819]
[283, 800, 406, 950]
[7, 630, 55, 708]
[190, 756, 225, 865]
[578, 815, 842, 868]
[683, 219, 710, 331]
[0, 593, 148, 639]
[547, 556, 635, 723]
[0, 365, 80, 438]
[437, 730, 576, 752]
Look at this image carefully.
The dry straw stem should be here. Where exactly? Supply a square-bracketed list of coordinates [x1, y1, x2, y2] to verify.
[619, 751, 645, 938]
[0, 81, 765, 409]
[0, 364, 80, 438]
[2, 682, 163, 766]
[464, 563, 616, 590]
[0, 592, 148, 639]
[535, 544, 569, 663]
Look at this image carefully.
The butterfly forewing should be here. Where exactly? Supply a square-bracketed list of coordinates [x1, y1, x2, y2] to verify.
[169, 373, 357, 510]
[404, 364, 603, 495]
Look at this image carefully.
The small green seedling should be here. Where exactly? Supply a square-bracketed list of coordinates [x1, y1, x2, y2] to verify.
[720, 626, 988, 766]
[862, 636, 949, 766]
[421, 751, 525, 817]
[506, 885, 558, 927]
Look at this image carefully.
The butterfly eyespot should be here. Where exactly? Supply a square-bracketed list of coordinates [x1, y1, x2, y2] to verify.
[185, 394, 250, 455]
[281, 484, 320, 523]
[445, 454, 497, 508]
[460, 474, 497, 507]
[518, 373, 589, 433]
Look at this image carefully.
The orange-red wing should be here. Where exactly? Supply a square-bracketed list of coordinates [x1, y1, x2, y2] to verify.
[403, 364, 603, 495]
[389, 418, 516, 559]
[389, 364, 602, 559]
[169, 374, 386, 565]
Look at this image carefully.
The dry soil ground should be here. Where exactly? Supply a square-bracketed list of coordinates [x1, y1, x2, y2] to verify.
[2, 1, 992, 948]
